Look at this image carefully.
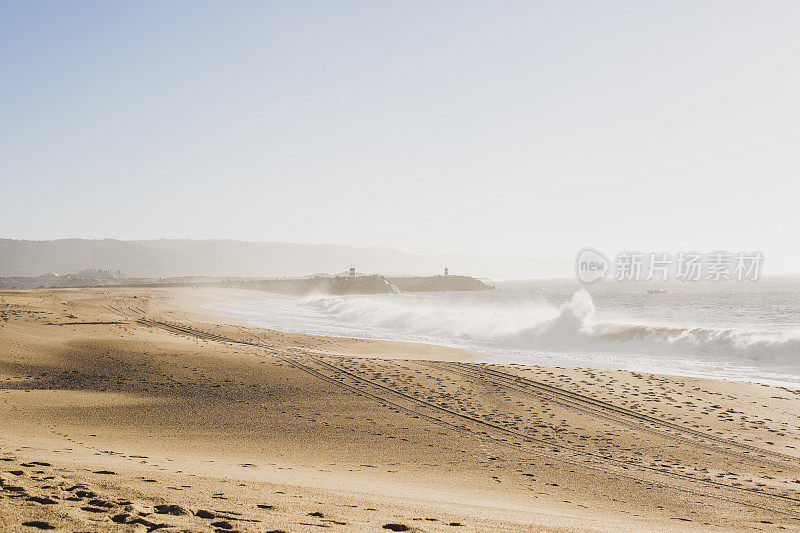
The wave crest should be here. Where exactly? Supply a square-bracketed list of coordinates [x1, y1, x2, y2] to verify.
[303, 290, 800, 367]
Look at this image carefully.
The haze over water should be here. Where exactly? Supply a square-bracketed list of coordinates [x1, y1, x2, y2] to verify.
[212, 277, 800, 387]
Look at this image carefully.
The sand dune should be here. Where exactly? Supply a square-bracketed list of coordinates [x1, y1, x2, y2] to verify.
[1, 288, 799, 531]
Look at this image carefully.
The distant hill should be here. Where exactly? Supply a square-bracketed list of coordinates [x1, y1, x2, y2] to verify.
[0, 239, 569, 280]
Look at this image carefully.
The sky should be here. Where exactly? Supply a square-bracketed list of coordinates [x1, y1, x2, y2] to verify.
[1, 1, 799, 271]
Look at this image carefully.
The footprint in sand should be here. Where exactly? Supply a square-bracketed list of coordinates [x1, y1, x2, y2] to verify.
[383, 525, 410, 532]
[26, 496, 58, 505]
[22, 521, 56, 530]
[154, 504, 186, 515]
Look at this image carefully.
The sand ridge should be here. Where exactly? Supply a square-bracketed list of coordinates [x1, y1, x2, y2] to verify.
[1, 287, 799, 531]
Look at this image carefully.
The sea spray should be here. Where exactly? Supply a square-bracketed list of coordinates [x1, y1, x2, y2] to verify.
[211, 278, 800, 384]
[302, 292, 557, 340]
[303, 290, 800, 367]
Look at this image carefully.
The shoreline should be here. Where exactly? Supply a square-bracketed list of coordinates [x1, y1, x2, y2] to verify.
[206, 288, 800, 390]
[1, 287, 799, 531]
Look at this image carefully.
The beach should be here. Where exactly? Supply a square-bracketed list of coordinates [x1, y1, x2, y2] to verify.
[1, 287, 799, 531]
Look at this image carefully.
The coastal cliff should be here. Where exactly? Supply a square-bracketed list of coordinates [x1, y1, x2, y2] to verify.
[225, 274, 493, 295]
[232, 275, 402, 295]
[388, 275, 494, 292]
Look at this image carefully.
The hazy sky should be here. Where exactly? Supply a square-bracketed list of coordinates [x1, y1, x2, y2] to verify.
[2, 1, 799, 270]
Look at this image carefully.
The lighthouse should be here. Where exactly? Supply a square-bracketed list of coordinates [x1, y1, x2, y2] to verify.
[349, 266, 356, 277]
[444, 266, 449, 276]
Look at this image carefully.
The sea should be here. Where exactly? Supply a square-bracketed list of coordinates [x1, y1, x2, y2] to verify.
[208, 276, 800, 388]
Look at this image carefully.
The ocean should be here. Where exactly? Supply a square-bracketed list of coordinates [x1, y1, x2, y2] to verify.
[209, 276, 800, 387]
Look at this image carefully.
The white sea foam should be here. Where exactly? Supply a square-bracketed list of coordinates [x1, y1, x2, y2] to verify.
[510, 292, 800, 366]
[303, 290, 800, 367]
[302, 293, 557, 341]
[210, 277, 800, 385]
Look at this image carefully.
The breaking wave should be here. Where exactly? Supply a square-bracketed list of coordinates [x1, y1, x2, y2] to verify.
[304, 291, 800, 367]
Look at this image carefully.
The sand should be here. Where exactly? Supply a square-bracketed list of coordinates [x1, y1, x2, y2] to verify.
[1, 287, 799, 532]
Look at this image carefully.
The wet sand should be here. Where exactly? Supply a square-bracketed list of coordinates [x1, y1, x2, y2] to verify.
[1, 287, 799, 531]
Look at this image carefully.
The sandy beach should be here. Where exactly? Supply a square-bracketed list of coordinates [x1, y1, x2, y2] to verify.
[1, 287, 799, 532]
